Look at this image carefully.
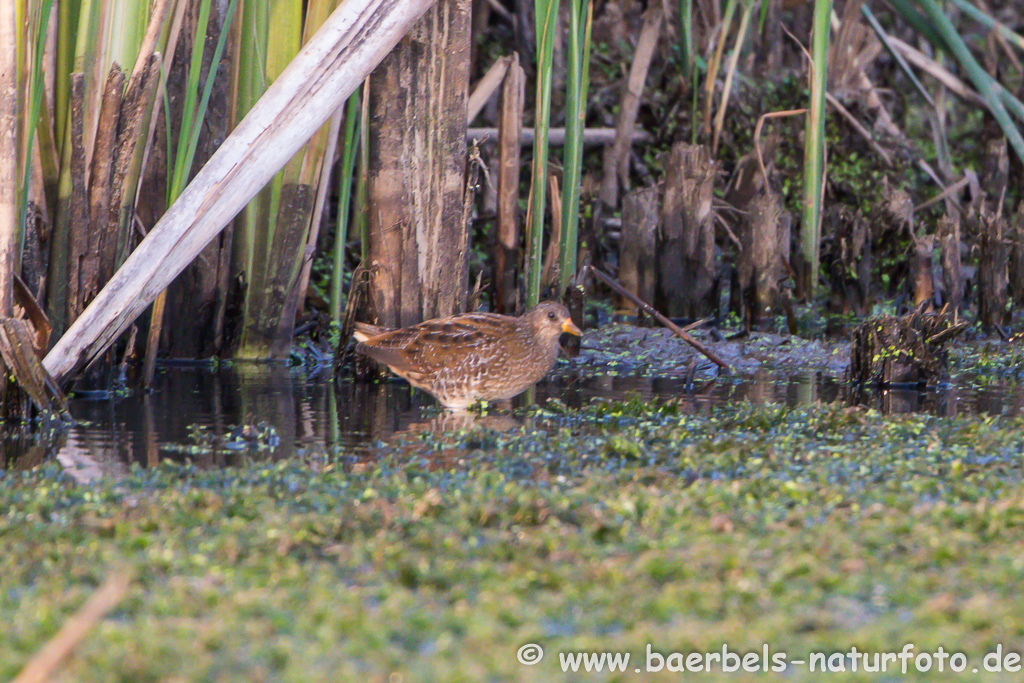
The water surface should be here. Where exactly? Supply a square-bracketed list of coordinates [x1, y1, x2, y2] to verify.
[5, 360, 1016, 476]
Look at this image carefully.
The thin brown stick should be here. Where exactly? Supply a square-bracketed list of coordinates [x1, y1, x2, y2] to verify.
[542, 173, 561, 287]
[753, 108, 807, 186]
[914, 175, 969, 213]
[587, 265, 733, 374]
[14, 568, 132, 683]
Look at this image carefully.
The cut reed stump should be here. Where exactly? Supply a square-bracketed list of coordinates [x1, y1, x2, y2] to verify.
[736, 187, 790, 327]
[658, 143, 719, 318]
[849, 307, 967, 386]
[978, 208, 1010, 329]
[0, 320, 69, 420]
[365, 0, 471, 329]
[617, 186, 658, 316]
[937, 214, 963, 312]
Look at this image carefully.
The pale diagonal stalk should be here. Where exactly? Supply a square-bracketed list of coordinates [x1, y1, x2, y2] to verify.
[711, 0, 753, 155]
[526, 0, 558, 310]
[558, 0, 593, 297]
[702, 0, 738, 140]
[330, 90, 360, 320]
[802, 0, 831, 298]
[914, 0, 1024, 165]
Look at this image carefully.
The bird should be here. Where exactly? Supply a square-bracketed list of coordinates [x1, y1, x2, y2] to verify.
[353, 301, 582, 410]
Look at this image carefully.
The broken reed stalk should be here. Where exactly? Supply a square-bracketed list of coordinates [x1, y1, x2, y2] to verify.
[753, 109, 807, 188]
[466, 55, 510, 124]
[600, 5, 660, 208]
[587, 265, 733, 375]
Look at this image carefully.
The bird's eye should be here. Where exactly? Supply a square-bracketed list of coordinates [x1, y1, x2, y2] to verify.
[548, 311, 557, 320]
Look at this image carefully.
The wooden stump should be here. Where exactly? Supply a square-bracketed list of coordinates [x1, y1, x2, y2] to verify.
[657, 143, 718, 318]
[977, 209, 1010, 329]
[618, 186, 659, 315]
[910, 231, 935, 310]
[367, 0, 471, 328]
[822, 206, 871, 316]
[737, 187, 789, 326]
[0, 319, 69, 420]
[849, 308, 966, 386]
[1009, 201, 1024, 307]
[937, 214, 963, 312]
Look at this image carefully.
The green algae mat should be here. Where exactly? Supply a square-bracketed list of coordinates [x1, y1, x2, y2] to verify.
[4, 399, 1024, 681]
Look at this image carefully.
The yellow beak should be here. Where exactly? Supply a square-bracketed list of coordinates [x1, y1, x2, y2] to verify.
[561, 319, 583, 336]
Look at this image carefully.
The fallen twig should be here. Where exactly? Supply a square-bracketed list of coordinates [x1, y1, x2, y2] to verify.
[14, 568, 132, 683]
[587, 265, 733, 375]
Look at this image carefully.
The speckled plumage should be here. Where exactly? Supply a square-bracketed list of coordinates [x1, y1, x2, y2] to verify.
[354, 302, 582, 410]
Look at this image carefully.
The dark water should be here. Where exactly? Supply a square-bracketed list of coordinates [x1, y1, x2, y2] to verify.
[4, 362, 1024, 475]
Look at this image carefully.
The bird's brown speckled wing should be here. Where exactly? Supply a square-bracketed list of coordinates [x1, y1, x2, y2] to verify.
[356, 313, 513, 375]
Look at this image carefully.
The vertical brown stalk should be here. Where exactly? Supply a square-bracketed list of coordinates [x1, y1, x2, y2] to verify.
[83, 65, 125, 312]
[494, 52, 523, 315]
[738, 188, 789, 326]
[60, 75, 91, 332]
[910, 232, 935, 310]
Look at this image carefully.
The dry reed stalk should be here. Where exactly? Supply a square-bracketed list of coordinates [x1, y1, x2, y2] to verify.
[600, 6, 662, 208]
[467, 55, 510, 124]
[494, 53, 523, 314]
